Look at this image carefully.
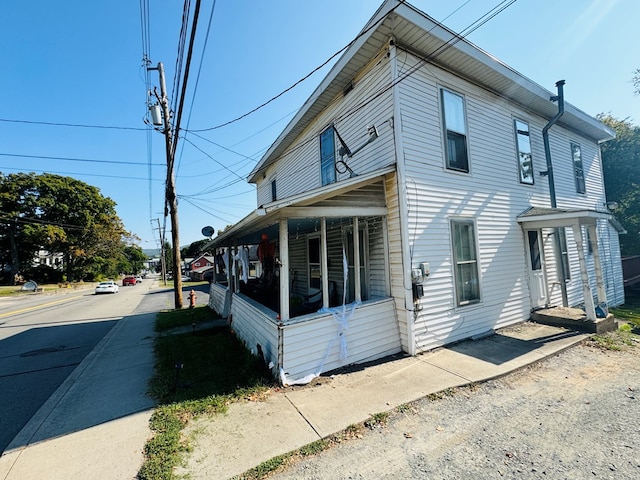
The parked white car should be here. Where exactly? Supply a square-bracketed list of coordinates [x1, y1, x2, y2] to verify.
[95, 281, 119, 294]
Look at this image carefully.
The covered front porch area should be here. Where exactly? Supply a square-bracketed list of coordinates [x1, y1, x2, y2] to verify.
[517, 207, 616, 331]
[207, 175, 403, 382]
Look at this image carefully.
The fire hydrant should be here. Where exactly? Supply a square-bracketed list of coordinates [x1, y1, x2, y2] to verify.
[188, 289, 197, 308]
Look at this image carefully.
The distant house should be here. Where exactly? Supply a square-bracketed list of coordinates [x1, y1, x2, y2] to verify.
[33, 250, 64, 269]
[207, 0, 624, 383]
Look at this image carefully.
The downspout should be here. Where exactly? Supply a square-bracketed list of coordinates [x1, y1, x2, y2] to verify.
[542, 80, 568, 306]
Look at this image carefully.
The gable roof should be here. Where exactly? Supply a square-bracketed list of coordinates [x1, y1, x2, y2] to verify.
[248, 0, 614, 184]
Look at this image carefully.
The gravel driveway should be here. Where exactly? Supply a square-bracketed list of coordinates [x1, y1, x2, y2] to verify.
[266, 339, 640, 480]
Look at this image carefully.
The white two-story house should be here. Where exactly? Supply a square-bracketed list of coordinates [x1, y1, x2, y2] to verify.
[208, 0, 624, 384]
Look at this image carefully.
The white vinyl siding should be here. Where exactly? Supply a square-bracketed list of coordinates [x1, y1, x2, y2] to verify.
[394, 51, 612, 350]
[281, 298, 401, 379]
[254, 50, 394, 203]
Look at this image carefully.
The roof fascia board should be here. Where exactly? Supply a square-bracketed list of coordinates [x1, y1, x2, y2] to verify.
[517, 210, 611, 229]
[394, 5, 614, 142]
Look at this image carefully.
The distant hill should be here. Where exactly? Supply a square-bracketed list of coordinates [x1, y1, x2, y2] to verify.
[143, 248, 160, 258]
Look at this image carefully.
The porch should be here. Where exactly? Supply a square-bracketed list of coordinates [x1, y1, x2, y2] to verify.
[517, 206, 618, 327]
[531, 306, 616, 334]
[207, 174, 404, 382]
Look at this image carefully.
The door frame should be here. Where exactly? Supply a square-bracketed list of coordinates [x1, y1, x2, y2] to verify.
[525, 229, 548, 309]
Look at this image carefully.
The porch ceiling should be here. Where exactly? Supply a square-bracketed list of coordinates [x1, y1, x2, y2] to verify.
[516, 207, 611, 229]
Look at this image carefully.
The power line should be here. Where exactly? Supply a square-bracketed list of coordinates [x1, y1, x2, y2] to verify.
[0, 211, 88, 231]
[0, 152, 164, 167]
[0, 166, 163, 182]
[0, 118, 146, 131]
[175, 0, 217, 177]
[186, 0, 409, 133]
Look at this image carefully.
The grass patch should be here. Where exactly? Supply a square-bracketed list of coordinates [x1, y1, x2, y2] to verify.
[589, 327, 638, 351]
[611, 290, 640, 329]
[155, 305, 215, 333]
[138, 308, 274, 480]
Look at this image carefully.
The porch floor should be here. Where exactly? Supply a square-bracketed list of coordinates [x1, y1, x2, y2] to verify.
[531, 307, 616, 334]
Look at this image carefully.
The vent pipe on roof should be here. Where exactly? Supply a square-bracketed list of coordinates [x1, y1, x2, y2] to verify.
[541, 80, 565, 209]
[542, 80, 568, 307]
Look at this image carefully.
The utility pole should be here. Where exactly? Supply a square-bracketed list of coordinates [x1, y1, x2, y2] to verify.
[148, 62, 183, 308]
[154, 218, 167, 286]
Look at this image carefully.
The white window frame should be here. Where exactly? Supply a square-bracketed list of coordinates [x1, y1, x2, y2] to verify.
[320, 126, 336, 186]
[571, 142, 585, 194]
[451, 218, 481, 306]
[514, 118, 534, 185]
[343, 225, 369, 303]
[307, 234, 321, 293]
[440, 88, 470, 173]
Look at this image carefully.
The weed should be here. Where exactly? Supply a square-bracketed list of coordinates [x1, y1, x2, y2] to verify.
[365, 411, 390, 429]
[299, 439, 331, 456]
[590, 328, 637, 351]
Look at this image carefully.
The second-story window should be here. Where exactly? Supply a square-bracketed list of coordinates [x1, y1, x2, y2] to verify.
[441, 88, 469, 173]
[571, 142, 585, 194]
[320, 126, 336, 186]
[271, 179, 277, 202]
[514, 119, 534, 185]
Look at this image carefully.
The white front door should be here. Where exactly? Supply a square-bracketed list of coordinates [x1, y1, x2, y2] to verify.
[526, 229, 547, 309]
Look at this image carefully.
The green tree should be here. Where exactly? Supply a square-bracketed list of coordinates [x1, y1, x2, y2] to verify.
[0, 172, 130, 283]
[598, 115, 640, 254]
[181, 239, 210, 259]
[0, 173, 41, 282]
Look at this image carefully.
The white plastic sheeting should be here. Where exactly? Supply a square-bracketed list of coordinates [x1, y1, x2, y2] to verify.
[280, 245, 360, 386]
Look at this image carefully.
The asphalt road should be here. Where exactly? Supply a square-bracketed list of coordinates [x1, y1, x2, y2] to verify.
[0, 283, 151, 454]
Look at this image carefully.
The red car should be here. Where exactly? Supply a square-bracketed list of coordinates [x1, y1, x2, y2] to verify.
[122, 276, 137, 286]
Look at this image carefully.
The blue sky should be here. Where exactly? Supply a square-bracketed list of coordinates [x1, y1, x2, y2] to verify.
[2, 0, 638, 251]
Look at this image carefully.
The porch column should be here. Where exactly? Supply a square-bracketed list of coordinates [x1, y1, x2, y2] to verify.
[572, 223, 596, 321]
[279, 218, 290, 321]
[588, 223, 607, 305]
[233, 242, 239, 292]
[226, 248, 233, 291]
[353, 216, 361, 303]
[321, 217, 329, 309]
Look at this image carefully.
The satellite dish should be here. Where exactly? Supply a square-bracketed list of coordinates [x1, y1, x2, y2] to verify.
[201, 226, 215, 238]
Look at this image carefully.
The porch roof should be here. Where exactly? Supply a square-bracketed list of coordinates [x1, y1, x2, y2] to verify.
[207, 166, 393, 248]
[249, 0, 614, 183]
[516, 207, 612, 229]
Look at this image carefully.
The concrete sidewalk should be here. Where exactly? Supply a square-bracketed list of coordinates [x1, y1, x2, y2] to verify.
[0, 289, 159, 480]
[177, 322, 588, 479]
[1, 296, 589, 480]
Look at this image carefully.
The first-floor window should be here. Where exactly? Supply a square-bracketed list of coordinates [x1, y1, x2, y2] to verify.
[308, 236, 321, 291]
[345, 226, 368, 303]
[452, 218, 480, 306]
